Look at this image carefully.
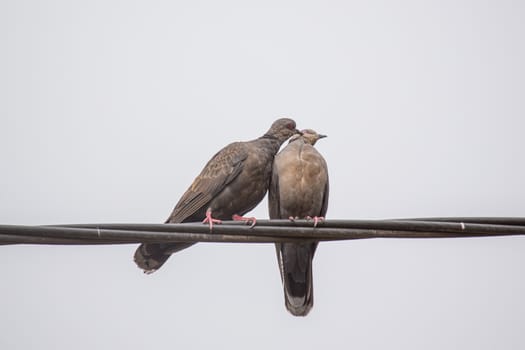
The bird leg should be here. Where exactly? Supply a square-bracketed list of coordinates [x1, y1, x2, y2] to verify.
[202, 209, 222, 231]
[232, 214, 257, 228]
[306, 216, 325, 227]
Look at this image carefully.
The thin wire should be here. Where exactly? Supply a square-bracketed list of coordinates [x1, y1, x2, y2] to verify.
[0, 218, 524, 246]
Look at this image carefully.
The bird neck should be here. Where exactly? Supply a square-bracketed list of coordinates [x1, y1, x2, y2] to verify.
[259, 134, 285, 153]
[289, 136, 309, 145]
[261, 133, 279, 141]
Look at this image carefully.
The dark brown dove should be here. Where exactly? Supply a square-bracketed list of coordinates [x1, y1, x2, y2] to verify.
[134, 118, 299, 273]
[268, 129, 329, 316]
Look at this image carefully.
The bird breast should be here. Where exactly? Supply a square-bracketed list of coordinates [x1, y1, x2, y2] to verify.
[208, 149, 274, 218]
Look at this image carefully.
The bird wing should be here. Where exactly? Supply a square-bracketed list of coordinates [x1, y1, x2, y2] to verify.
[166, 142, 248, 223]
[319, 158, 329, 218]
[268, 161, 281, 219]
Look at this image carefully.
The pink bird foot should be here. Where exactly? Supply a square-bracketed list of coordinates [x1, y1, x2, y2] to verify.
[232, 214, 257, 228]
[306, 216, 325, 227]
[203, 209, 222, 231]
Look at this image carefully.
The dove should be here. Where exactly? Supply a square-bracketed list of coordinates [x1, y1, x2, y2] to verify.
[134, 118, 299, 273]
[269, 129, 329, 316]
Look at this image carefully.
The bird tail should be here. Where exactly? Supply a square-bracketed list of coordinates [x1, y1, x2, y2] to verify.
[275, 242, 317, 316]
[134, 242, 196, 273]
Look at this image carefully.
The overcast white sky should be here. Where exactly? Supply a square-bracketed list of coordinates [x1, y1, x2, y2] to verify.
[1, 0, 525, 349]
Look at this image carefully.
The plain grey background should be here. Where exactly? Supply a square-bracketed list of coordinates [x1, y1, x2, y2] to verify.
[1, 0, 525, 349]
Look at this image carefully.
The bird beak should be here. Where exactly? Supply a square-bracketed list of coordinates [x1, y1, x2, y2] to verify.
[295, 129, 303, 135]
[318, 134, 327, 139]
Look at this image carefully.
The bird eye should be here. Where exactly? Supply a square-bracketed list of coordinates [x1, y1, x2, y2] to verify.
[287, 123, 294, 130]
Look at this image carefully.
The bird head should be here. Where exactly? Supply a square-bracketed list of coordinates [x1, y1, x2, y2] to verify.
[293, 129, 327, 145]
[266, 118, 299, 143]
